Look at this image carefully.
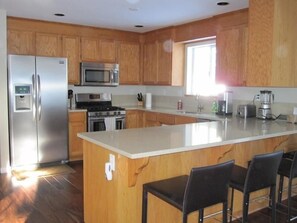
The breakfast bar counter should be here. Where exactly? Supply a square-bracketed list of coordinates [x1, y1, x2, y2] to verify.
[78, 118, 297, 223]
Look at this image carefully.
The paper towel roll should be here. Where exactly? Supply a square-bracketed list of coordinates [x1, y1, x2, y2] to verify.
[145, 93, 152, 108]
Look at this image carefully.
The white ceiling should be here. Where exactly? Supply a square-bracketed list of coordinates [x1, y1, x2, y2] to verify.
[0, 0, 248, 33]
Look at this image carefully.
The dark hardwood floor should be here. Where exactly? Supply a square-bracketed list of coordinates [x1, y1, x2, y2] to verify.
[0, 162, 83, 223]
[1, 161, 297, 223]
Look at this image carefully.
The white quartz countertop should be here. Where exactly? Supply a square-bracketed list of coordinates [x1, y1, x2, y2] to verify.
[78, 117, 297, 159]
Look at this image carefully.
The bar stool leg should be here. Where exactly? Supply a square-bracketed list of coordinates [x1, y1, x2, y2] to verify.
[242, 193, 250, 223]
[198, 209, 204, 223]
[182, 213, 187, 223]
[142, 189, 148, 223]
[288, 178, 293, 222]
[278, 175, 284, 203]
[223, 201, 228, 223]
[229, 188, 234, 223]
[270, 186, 276, 223]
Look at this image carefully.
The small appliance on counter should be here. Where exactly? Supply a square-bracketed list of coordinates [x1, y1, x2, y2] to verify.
[216, 91, 233, 116]
[145, 93, 152, 108]
[256, 90, 274, 119]
[237, 104, 256, 118]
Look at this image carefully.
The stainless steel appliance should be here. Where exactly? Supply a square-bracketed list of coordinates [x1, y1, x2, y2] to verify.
[216, 91, 233, 115]
[256, 90, 274, 119]
[237, 104, 256, 118]
[75, 93, 125, 132]
[8, 55, 68, 169]
[79, 62, 119, 86]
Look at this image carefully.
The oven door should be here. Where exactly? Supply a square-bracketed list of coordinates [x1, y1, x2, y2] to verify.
[88, 116, 125, 132]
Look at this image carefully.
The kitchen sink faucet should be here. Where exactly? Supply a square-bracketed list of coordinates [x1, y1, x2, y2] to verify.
[196, 95, 204, 113]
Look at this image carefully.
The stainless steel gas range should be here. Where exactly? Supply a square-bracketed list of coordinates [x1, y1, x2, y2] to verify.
[75, 93, 125, 132]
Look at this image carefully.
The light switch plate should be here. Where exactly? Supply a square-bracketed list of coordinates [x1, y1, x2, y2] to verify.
[109, 154, 115, 171]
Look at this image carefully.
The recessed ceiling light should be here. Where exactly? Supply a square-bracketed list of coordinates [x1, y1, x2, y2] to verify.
[54, 13, 65, 17]
[134, 25, 143, 28]
[217, 2, 229, 6]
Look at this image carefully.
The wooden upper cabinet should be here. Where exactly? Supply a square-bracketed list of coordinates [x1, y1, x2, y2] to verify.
[7, 29, 35, 55]
[143, 38, 184, 86]
[247, 0, 297, 87]
[35, 33, 62, 57]
[98, 39, 116, 62]
[62, 35, 80, 85]
[143, 42, 158, 84]
[81, 37, 116, 62]
[216, 26, 248, 86]
[118, 42, 140, 85]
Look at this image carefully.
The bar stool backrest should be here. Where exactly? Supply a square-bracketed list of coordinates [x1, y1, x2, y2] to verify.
[244, 150, 283, 193]
[183, 160, 234, 215]
[290, 152, 297, 178]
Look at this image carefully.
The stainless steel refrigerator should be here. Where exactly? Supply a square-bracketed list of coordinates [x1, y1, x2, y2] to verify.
[8, 55, 68, 168]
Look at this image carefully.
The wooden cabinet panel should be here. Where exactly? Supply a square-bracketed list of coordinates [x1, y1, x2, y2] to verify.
[81, 37, 116, 62]
[216, 27, 248, 86]
[62, 35, 80, 85]
[81, 37, 98, 61]
[247, 0, 297, 87]
[68, 112, 86, 161]
[126, 110, 143, 129]
[118, 42, 140, 84]
[7, 29, 35, 55]
[99, 39, 116, 62]
[174, 115, 197, 125]
[143, 42, 158, 84]
[157, 113, 175, 125]
[144, 112, 160, 127]
[36, 33, 61, 57]
[157, 40, 172, 85]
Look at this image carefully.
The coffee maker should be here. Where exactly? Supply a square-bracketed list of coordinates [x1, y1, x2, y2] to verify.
[256, 90, 274, 119]
[216, 91, 233, 115]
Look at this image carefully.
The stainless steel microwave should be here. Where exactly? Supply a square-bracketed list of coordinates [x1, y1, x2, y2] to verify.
[80, 62, 119, 86]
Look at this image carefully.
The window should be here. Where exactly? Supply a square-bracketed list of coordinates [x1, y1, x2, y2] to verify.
[185, 39, 223, 96]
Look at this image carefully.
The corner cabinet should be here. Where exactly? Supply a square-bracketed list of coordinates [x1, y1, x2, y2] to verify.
[118, 42, 141, 85]
[68, 112, 86, 161]
[216, 26, 248, 86]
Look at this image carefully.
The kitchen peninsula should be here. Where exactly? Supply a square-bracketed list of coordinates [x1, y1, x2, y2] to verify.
[78, 117, 297, 223]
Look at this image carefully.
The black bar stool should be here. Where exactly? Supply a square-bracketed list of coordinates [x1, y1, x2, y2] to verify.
[142, 160, 234, 223]
[277, 150, 297, 222]
[229, 150, 283, 223]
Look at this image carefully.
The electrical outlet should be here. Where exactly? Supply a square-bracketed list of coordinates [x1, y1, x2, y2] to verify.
[109, 154, 115, 171]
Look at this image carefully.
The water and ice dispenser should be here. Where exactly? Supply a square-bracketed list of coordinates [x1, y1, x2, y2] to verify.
[14, 85, 32, 112]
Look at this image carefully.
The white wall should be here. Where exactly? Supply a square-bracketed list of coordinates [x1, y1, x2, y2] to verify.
[0, 9, 9, 173]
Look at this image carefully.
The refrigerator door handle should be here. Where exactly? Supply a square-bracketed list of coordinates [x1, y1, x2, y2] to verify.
[32, 74, 36, 121]
[37, 74, 42, 120]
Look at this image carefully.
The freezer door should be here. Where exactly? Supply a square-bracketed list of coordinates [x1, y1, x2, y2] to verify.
[8, 55, 38, 167]
[36, 57, 68, 163]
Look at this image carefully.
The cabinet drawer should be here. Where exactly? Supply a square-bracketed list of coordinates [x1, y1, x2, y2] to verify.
[157, 113, 175, 125]
[69, 112, 86, 122]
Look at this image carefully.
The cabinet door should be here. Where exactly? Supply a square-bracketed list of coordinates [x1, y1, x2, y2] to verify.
[81, 37, 99, 61]
[174, 115, 197, 125]
[62, 36, 80, 85]
[98, 39, 116, 62]
[126, 110, 139, 129]
[118, 42, 140, 85]
[7, 29, 35, 55]
[157, 39, 172, 85]
[68, 112, 86, 161]
[143, 42, 158, 84]
[216, 27, 248, 86]
[36, 33, 61, 57]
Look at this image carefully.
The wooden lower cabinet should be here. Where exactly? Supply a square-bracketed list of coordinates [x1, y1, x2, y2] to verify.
[126, 110, 144, 129]
[68, 112, 86, 161]
[174, 115, 197, 125]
